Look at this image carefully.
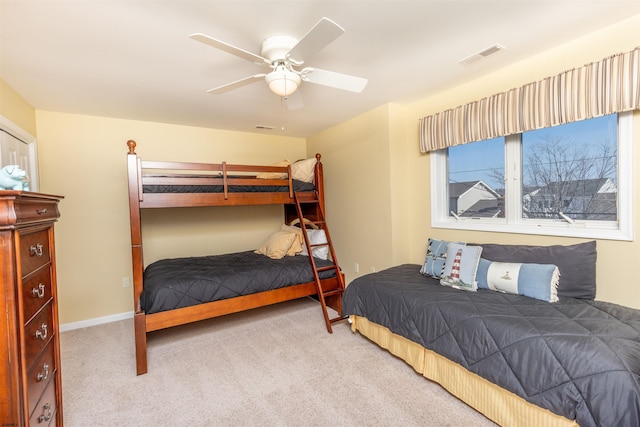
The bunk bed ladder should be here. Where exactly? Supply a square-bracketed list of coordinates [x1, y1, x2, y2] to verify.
[293, 193, 346, 333]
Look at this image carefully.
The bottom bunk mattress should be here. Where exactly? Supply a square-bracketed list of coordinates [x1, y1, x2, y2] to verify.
[142, 251, 336, 314]
[342, 264, 640, 427]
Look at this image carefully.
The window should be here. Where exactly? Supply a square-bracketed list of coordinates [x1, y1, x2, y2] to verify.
[448, 137, 504, 219]
[0, 116, 39, 192]
[431, 112, 632, 240]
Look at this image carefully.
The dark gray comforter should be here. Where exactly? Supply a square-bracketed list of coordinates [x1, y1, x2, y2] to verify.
[343, 264, 640, 427]
[143, 178, 315, 194]
[142, 251, 335, 314]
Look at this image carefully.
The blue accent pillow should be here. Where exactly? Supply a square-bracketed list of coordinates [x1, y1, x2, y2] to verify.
[476, 258, 492, 289]
[476, 258, 560, 302]
[420, 238, 465, 278]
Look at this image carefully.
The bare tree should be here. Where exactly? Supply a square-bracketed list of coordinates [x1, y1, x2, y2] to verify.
[523, 135, 617, 220]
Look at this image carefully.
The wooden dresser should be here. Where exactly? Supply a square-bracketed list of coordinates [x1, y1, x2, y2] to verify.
[0, 191, 63, 426]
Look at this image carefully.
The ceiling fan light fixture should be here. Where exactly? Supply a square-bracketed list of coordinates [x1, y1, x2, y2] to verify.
[265, 66, 301, 96]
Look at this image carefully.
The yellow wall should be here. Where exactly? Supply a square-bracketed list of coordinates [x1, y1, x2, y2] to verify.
[0, 77, 37, 136]
[310, 14, 640, 308]
[307, 104, 395, 283]
[35, 111, 306, 324]
[307, 102, 413, 284]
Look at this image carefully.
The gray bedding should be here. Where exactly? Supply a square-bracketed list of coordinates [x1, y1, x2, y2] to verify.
[142, 250, 336, 314]
[142, 178, 315, 194]
[343, 264, 640, 427]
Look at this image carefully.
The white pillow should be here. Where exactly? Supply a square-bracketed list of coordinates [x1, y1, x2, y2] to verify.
[299, 229, 328, 260]
[291, 158, 317, 183]
[440, 243, 483, 291]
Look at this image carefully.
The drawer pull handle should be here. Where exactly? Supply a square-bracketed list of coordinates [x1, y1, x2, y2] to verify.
[35, 323, 48, 340]
[36, 208, 48, 215]
[38, 403, 52, 423]
[30, 244, 44, 257]
[37, 363, 50, 382]
[32, 283, 46, 298]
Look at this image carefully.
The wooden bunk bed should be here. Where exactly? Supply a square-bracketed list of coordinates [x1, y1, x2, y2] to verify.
[126, 140, 345, 375]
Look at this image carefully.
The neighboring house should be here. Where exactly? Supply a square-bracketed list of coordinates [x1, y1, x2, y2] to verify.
[522, 178, 617, 220]
[449, 181, 503, 218]
[449, 178, 616, 220]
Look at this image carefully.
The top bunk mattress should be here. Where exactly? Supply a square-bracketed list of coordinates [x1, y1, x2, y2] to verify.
[142, 250, 335, 314]
[142, 178, 315, 194]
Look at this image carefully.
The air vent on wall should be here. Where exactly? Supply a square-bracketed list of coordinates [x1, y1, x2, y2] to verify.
[459, 43, 506, 65]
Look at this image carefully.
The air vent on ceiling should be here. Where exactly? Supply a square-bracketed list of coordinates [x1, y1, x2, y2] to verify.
[255, 125, 275, 130]
[459, 43, 506, 65]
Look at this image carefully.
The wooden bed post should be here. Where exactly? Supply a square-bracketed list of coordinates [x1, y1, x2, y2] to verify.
[127, 140, 148, 375]
[314, 153, 325, 214]
[134, 312, 148, 375]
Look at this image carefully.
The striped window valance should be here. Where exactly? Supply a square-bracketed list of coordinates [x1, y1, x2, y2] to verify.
[419, 47, 640, 153]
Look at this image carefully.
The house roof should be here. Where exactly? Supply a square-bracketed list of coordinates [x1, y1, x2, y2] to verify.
[449, 181, 501, 199]
[462, 199, 503, 218]
[524, 179, 618, 220]
[525, 178, 615, 197]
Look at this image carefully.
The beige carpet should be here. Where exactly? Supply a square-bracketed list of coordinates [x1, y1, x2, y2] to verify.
[60, 298, 497, 426]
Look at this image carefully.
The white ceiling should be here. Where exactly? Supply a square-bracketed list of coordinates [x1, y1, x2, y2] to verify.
[1, 1, 639, 138]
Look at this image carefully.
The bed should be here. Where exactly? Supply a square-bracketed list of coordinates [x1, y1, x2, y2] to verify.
[127, 140, 344, 375]
[343, 240, 640, 427]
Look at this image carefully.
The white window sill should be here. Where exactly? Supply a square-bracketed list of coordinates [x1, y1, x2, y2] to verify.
[432, 218, 631, 241]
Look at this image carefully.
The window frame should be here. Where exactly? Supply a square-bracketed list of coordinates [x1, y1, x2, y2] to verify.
[430, 112, 633, 241]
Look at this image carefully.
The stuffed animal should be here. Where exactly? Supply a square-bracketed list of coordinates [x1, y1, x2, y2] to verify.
[0, 165, 28, 190]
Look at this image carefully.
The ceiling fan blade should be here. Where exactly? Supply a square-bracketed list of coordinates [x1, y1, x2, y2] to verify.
[301, 68, 368, 93]
[286, 17, 344, 65]
[285, 90, 304, 110]
[206, 74, 267, 94]
[190, 33, 270, 65]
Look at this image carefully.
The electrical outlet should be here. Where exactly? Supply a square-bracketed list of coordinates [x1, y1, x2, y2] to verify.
[370, 267, 376, 273]
[122, 277, 130, 288]
[354, 263, 359, 273]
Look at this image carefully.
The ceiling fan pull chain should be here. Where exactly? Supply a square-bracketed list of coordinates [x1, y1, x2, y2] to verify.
[280, 95, 286, 131]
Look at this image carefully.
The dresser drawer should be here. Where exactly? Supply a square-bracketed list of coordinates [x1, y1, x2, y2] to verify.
[22, 267, 52, 324]
[25, 301, 54, 368]
[29, 374, 58, 425]
[13, 198, 60, 224]
[20, 228, 51, 276]
[27, 341, 57, 418]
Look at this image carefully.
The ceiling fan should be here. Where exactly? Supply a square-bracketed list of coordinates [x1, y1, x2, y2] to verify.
[190, 17, 368, 98]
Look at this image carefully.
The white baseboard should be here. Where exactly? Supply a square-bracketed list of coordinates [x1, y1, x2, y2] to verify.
[60, 311, 134, 332]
